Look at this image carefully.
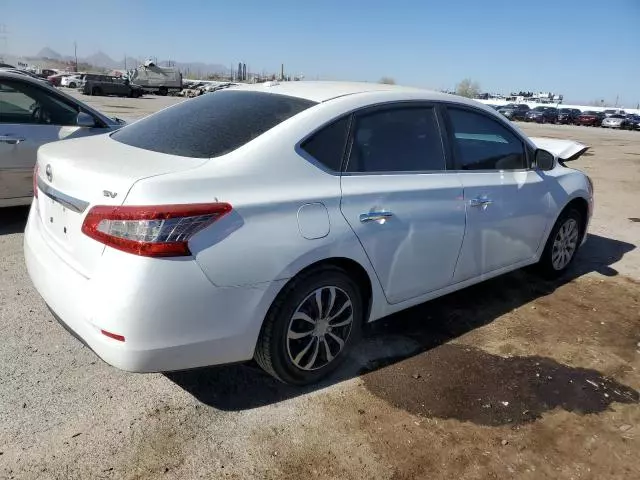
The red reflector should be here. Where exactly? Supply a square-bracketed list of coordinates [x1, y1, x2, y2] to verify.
[81, 203, 233, 257]
[101, 329, 125, 342]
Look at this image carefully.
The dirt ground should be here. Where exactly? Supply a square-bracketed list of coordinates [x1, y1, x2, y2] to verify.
[0, 101, 638, 479]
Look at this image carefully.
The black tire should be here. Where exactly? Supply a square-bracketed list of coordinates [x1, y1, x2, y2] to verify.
[158, 87, 168, 96]
[535, 208, 583, 279]
[91, 87, 102, 96]
[68, 82, 76, 88]
[255, 266, 363, 385]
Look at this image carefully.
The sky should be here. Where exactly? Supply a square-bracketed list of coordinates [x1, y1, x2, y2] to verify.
[2, 0, 639, 106]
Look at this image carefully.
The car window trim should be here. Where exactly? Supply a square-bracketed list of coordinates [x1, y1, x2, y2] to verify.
[342, 101, 450, 176]
[0, 78, 108, 128]
[295, 114, 354, 176]
[441, 103, 532, 172]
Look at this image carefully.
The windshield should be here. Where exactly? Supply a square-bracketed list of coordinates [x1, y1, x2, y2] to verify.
[112, 90, 317, 158]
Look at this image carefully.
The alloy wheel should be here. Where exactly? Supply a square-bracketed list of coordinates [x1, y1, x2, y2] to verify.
[551, 218, 579, 270]
[286, 286, 354, 371]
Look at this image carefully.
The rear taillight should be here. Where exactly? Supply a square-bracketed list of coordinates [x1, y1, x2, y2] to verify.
[33, 164, 39, 199]
[81, 203, 232, 257]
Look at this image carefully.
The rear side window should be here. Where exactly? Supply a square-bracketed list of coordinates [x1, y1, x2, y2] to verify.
[346, 107, 446, 173]
[112, 90, 316, 158]
[300, 117, 350, 171]
[447, 108, 526, 170]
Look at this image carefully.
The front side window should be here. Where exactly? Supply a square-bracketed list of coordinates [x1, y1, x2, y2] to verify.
[447, 107, 526, 170]
[0, 80, 79, 125]
[112, 90, 316, 158]
[346, 107, 446, 173]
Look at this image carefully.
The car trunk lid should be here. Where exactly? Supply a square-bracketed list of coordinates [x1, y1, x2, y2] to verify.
[35, 134, 208, 278]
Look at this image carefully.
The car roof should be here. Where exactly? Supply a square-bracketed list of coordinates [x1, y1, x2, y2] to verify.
[231, 80, 464, 104]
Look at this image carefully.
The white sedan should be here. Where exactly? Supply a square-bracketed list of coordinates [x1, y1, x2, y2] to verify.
[24, 82, 593, 384]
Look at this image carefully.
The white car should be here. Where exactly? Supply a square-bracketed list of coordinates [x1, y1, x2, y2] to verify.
[60, 75, 84, 89]
[24, 82, 593, 384]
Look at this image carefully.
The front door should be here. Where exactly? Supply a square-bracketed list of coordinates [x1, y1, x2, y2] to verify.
[443, 106, 550, 282]
[339, 105, 466, 304]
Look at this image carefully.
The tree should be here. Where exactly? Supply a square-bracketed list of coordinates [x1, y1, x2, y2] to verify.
[455, 78, 481, 98]
[379, 76, 396, 85]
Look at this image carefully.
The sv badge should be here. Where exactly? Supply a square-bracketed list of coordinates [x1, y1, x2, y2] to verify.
[103, 190, 118, 198]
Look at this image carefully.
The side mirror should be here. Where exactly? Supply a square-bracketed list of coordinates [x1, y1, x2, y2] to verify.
[534, 149, 555, 171]
[76, 112, 96, 128]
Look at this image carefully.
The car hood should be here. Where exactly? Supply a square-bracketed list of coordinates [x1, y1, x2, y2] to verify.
[529, 137, 589, 161]
[604, 117, 623, 122]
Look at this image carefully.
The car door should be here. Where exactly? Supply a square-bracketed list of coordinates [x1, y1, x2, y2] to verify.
[444, 106, 550, 283]
[0, 78, 103, 201]
[339, 104, 466, 304]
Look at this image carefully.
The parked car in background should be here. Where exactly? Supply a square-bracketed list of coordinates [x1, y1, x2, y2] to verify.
[0, 71, 125, 207]
[557, 108, 582, 125]
[601, 114, 629, 129]
[82, 75, 144, 98]
[499, 104, 530, 121]
[626, 114, 640, 130]
[47, 73, 71, 87]
[60, 74, 84, 88]
[576, 111, 604, 127]
[603, 109, 626, 117]
[24, 82, 593, 385]
[525, 106, 558, 123]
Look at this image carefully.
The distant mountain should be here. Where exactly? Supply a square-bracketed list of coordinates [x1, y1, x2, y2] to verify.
[31, 47, 229, 76]
[36, 47, 62, 60]
[84, 51, 119, 69]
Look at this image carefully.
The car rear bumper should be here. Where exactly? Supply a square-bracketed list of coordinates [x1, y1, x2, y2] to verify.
[24, 205, 284, 372]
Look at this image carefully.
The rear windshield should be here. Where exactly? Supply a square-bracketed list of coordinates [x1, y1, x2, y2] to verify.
[111, 90, 317, 158]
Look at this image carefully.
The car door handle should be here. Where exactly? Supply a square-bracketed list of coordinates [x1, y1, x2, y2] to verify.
[469, 197, 493, 207]
[359, 211, 394, 223]
[0, 135, 26, 145]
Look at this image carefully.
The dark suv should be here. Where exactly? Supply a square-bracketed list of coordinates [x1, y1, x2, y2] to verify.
[83, 75, 144, 98]
[498, 104, 530, 121]
[557, 108, 582, 125]
[525, 106, 558, 123]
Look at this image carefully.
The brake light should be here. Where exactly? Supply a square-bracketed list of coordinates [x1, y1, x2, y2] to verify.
[81, 203, 232, 257]
[33, 164, 39, 199]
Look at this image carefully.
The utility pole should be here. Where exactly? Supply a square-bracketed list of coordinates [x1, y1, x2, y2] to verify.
[124, 53, 127, 71]
[74, 41, 78, 72]
[280, 63, 284, 81]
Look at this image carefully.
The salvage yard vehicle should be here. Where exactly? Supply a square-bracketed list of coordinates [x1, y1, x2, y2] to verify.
[601, 114, 628, 129]
[576, 110, 605, 127]
[525, 106, 558, 123]
[60, 74, 83, 89]
[498, 103, 530, 121]
[82, 75, 144, 98]
[127, 60, 182, 96]
[557, 108, 582, 125]
[0, 71, 124, 207]
[25, 82, 593, 385]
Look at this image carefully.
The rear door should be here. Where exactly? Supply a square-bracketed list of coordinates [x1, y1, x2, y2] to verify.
[443, 106, 550, 282]
[339, 104, 466, 304]
[0, 78, 108, 201]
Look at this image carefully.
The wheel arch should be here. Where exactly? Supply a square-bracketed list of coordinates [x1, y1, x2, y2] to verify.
[272, 257, 375, 325]
[561, 196, 590, 241]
